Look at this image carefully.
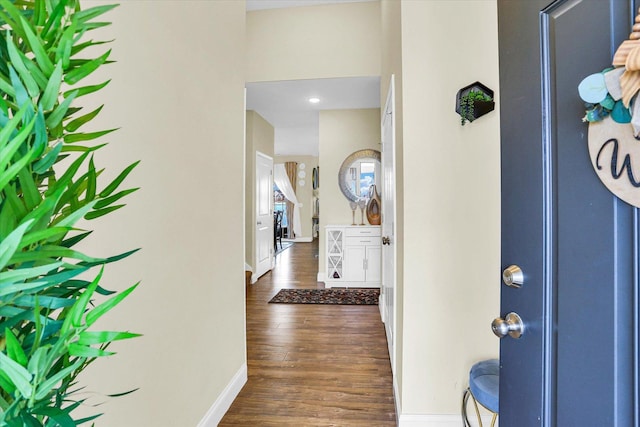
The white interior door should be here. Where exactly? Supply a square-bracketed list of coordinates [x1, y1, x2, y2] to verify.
[255, 152, 273, 280]
[381, 76, 396, 371]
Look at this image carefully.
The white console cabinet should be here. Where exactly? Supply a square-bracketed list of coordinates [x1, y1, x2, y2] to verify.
[325, 225, 381, 288]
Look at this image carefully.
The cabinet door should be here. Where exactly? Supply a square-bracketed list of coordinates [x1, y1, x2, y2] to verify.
[366, 246, 381, 283]
[326, 229, 344, 280]
[345, 246, 366, 282]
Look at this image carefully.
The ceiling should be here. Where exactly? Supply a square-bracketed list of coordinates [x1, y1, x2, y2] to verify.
[246, 77, 380, 157]
[245, 0, 380, 157]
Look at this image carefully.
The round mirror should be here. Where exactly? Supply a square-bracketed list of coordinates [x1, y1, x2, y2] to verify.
[338, 149, 381, 202]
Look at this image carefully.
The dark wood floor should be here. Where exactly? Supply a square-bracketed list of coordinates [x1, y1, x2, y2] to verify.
[220, 240, 396, 426]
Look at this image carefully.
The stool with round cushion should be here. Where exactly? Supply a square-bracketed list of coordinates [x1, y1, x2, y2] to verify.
[462, 359, 499, 427]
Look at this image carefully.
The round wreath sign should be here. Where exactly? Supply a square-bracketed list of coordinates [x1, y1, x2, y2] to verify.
[580, 10, 640, 208]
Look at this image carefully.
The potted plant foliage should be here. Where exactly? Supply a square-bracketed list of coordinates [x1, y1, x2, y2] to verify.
[455, 82, 495, 125]
[0, 1, 140, 425]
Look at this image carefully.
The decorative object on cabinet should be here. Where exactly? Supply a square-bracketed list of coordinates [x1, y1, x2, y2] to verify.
[349, 201, 358, 225]
[312, 166, 320, 189]
[324, 226, 381, 288]
[366, 184, 381, 225]
[357, 199, 367, 225]
[455, 81, 495, 125]
[338, 149, 381, 202]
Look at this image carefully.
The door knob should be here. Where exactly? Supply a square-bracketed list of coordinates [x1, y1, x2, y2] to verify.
[382, 236, 391, 245]
[491, 312, 524, 339]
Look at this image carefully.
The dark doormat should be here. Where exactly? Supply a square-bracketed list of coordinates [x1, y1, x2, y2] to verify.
[268, 288, 380, 305]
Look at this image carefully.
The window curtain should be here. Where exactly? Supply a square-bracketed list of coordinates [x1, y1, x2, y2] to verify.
[274, 163, 302, 238]
[284, 162, 297, 237]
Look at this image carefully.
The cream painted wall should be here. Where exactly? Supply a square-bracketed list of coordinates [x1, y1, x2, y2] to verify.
[246, 1, 381, 82]
[246, 111, 275, 271]
[274, 155, 319, 240]
[399, 0, 500, 417]
[318, 109, 381, 279]
[77, 1, 246, 425]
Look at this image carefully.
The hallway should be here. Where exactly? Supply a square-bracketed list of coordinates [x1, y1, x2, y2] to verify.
[220, 240, 396, 426]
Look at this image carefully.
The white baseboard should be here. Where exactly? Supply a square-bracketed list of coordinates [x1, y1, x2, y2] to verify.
[379, 292, 386, 321]
[317, 272, 326, 283]
[398, 413, 497, 427]
[282, 237, 313, 243]
[197, 364, 247, 427]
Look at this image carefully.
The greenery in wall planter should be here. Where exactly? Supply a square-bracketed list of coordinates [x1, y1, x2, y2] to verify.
[0, 1, 140, 425]
[455, 82, 495, 126]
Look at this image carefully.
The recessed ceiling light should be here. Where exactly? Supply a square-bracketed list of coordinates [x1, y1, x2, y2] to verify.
[308, 97, 320, 104]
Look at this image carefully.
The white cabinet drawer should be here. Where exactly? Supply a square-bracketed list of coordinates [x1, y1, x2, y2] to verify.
[345, 236, 379, 246]
[344, 227, 381, 237]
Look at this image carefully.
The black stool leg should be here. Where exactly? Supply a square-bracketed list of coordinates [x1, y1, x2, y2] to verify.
[462, 388, 472, 427]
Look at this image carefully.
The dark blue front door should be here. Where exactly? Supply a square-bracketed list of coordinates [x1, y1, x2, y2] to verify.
[498, 1, 639, 425]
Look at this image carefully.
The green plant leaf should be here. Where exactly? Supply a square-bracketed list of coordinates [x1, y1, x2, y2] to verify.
[40, 61, 63, 111]
[0, 351, 32, 399]
[31, 406, 76, 427]
[18, 167, 42, 211]
[34, 358, 83, 401]
[54, 19, 76, 70]
[0, 281, 49, 298]
[64, 49, 111, 85]
[19, 226, 69, 248]
[45, 90, 77, 130]
[54, 200, 96, 228]
[0, 109, 36, 172]
[67, 266, 102, 329]
[27, 345, 49, 376]
[64, 128, 118, 143]
[85, 282, 138, 327]
[0, 75, 16, 97]
[99, 160, 140, 197]
[85, 204, 124, 220]
[94, 188, 139, 210]
[5, 31, 40, 98]
[63, 79, 110, 99]
[40, 0, 67, 42]
[8, 64, 29, 108]
[60, 231, 92, 248]
[0, 262, 63, 287]
[67, 343, 114, 358]
[13, 294, 76, 310]
[33, 141, 63, 174]
[73, 4, 119, 25]
[9, 245, 104, 265]
[71, 39, 112, 56]
[77, 331, 140, 346]
[65, 105, 103, 132]
[20, 16, 54, 75]
[0, 150, 35, 194]
[86, 156, 96, 201]
[5, 327, 28, 367]
[0, 218, 34, 271]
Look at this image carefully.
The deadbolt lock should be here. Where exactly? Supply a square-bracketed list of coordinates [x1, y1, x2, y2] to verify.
[502, 265, 524, 288]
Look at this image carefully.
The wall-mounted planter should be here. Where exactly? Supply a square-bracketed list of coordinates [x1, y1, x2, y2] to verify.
[455, 81, 495, 125]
